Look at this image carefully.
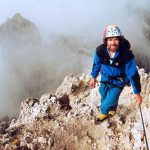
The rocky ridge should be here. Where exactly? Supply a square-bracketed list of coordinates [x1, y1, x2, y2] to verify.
[0, 68, 150, 150]
[0, 13, 41, 47]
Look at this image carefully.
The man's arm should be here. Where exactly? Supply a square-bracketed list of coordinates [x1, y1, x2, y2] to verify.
[125, 57, 142, 105]
[125, 59, 141, 94]
[91, 50, 102, 78]
[90, 50, 101, 88]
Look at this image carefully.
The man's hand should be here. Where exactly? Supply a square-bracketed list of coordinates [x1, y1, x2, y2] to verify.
[90, 78, 98, 88]
[135, 94, 142, 105]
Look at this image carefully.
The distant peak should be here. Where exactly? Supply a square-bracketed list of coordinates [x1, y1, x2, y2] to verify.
[11, 13, 29, 23]
[13, 13, 22, 18]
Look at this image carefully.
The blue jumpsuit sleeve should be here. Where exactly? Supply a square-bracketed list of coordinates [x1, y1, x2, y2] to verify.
[125, 59, 141, 94]
[91, 50, 102, 78]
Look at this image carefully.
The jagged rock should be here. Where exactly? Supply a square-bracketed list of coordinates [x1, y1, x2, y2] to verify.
[38, 137, 47, 144]
[139, 68, 150, 95]
[89, 86, 100, 107]
[20, 97, 39, 111]
[0, 70, 150, 149]
[0, 13, 41, 47]
[40, 94, 56, 101]
[58, 93, 72, 110]
[131, 122, 144, 149]
[0, 121, 9, 134]
[9, 118, 16, 129]
[55, 74, 81, 98]
[27, 143, 33, 149]
[13, 96, 58, 126]
[5, 126, 19, 137]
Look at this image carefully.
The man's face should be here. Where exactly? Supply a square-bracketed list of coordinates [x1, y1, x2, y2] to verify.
[107, 37, 120, 52]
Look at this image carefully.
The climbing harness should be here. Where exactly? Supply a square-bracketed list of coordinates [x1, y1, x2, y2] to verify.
[100, 72, 129, 88]
[139, 105, 149, 150]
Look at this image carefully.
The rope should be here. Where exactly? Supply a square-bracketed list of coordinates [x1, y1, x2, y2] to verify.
[139, 105, 149, 150]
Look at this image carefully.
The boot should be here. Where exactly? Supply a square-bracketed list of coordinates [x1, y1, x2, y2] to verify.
[108, 110, 116, 117]
[95, 113, 109, 124]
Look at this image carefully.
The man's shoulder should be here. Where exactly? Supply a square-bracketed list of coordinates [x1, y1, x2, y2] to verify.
[96, 43, 106, 57]
[120, 49, 134, 64]
[119, 38, 134, 57]
[120, 38, 131, 51]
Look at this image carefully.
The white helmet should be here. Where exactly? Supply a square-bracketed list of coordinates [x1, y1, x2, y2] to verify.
[103, 25, 123, 41]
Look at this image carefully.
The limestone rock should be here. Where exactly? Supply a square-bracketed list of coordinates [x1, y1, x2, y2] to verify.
[55, 74, 81, 98]
[0, 70, 150, 149]
[0, 13, 41, 46]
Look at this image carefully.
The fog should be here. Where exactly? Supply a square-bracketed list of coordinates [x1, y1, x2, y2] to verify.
[0, 0, 150, 117]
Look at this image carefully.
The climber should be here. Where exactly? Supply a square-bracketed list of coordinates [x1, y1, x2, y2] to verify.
[90, 25, 142, 122]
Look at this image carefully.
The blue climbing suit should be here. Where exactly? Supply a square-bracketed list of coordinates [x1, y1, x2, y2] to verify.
[91, 38, 141, 114]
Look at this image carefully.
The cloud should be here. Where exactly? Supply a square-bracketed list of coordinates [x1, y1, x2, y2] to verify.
[0, 0, 129, 37]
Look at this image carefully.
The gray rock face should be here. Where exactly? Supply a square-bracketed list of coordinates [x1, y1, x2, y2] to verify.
[0, 13, 41, 47]
[13, 95, 58, 126]
[0, 70, 150, 150]
[139, 68, 150, 96]
[55, 74, 81, 98]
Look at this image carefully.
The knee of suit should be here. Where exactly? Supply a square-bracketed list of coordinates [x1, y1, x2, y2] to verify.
[99, 83, 108, 98]
[100, 86, 123, 114]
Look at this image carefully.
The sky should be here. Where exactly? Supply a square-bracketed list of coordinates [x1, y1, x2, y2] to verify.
[0, 0, 132, 39]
